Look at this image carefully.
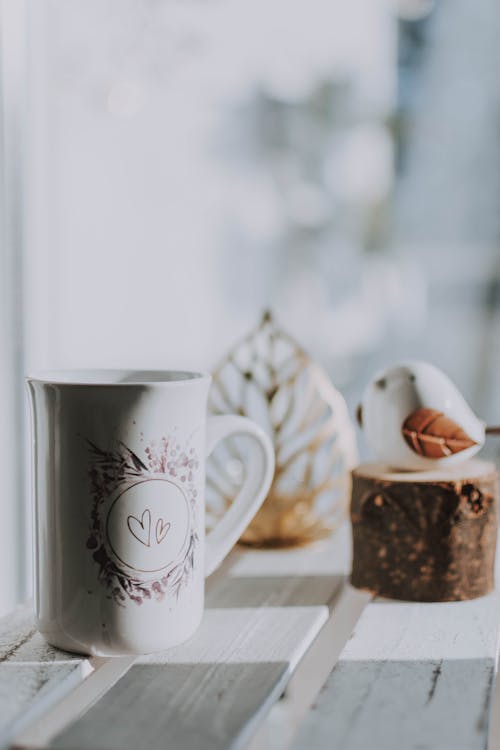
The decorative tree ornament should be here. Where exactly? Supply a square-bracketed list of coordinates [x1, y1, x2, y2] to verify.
[207, 311, 358, 547]
[357, 362, 486, 471]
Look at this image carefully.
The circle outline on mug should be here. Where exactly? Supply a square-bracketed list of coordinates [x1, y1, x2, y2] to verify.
[105, 476, 193, 577]
[85, 434, 200, 605]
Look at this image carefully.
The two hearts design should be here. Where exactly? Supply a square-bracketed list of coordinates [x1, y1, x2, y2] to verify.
[127, 509, 171, 548]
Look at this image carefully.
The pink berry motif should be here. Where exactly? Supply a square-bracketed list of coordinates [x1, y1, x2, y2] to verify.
[86, 436, 200, 606]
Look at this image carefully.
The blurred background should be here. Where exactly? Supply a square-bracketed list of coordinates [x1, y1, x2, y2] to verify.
[2, 0, 500, 611]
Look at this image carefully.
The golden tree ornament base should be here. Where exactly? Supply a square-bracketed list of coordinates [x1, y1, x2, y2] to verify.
[238, 488, 342, 549]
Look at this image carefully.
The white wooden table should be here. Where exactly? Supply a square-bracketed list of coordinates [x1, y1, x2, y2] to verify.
[2, 525, 500, 750]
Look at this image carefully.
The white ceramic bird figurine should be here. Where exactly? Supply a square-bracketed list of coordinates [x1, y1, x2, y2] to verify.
[356, 362, 495, 471]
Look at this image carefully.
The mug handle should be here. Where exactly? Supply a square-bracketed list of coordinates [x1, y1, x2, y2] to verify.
[204, 415, 275, 576]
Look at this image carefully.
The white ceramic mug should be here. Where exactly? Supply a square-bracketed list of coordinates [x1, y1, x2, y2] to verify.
[26, 370, 274, 656]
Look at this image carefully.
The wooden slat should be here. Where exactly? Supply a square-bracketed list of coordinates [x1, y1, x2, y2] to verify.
[487, 636, 500, 747]
[0, 606, 81, 664]
[0, 664, 86, 748]
[44, 527, 352, 750]
[13, 657, 137, 750]
[247, 583, 372, 750]
[291, 593, 500, 750]
[0, 607, 89, 749]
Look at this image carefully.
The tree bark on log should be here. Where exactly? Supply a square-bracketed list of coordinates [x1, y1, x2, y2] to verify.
[350, 460, 498, 601]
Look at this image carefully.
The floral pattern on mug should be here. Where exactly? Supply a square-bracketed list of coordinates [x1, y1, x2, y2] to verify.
[86, 436, 200, 606]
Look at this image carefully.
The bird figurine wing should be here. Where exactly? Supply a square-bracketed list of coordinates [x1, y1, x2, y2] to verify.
[402, 408, 477, 459]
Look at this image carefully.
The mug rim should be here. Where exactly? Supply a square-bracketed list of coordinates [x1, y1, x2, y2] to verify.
[25, 369, 212, 387]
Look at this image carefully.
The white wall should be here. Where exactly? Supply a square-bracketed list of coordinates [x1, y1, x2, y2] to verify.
[25, 0, 396, 376]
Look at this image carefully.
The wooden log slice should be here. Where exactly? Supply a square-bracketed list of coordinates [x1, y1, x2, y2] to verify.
[350, 460, 498, 601]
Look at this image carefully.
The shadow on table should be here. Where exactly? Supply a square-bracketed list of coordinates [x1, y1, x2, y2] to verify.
[206, 574, 345, 608]
[50, 661, 291, 750]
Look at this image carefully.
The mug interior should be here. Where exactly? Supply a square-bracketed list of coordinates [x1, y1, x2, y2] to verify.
[26, 369, 209, 385]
